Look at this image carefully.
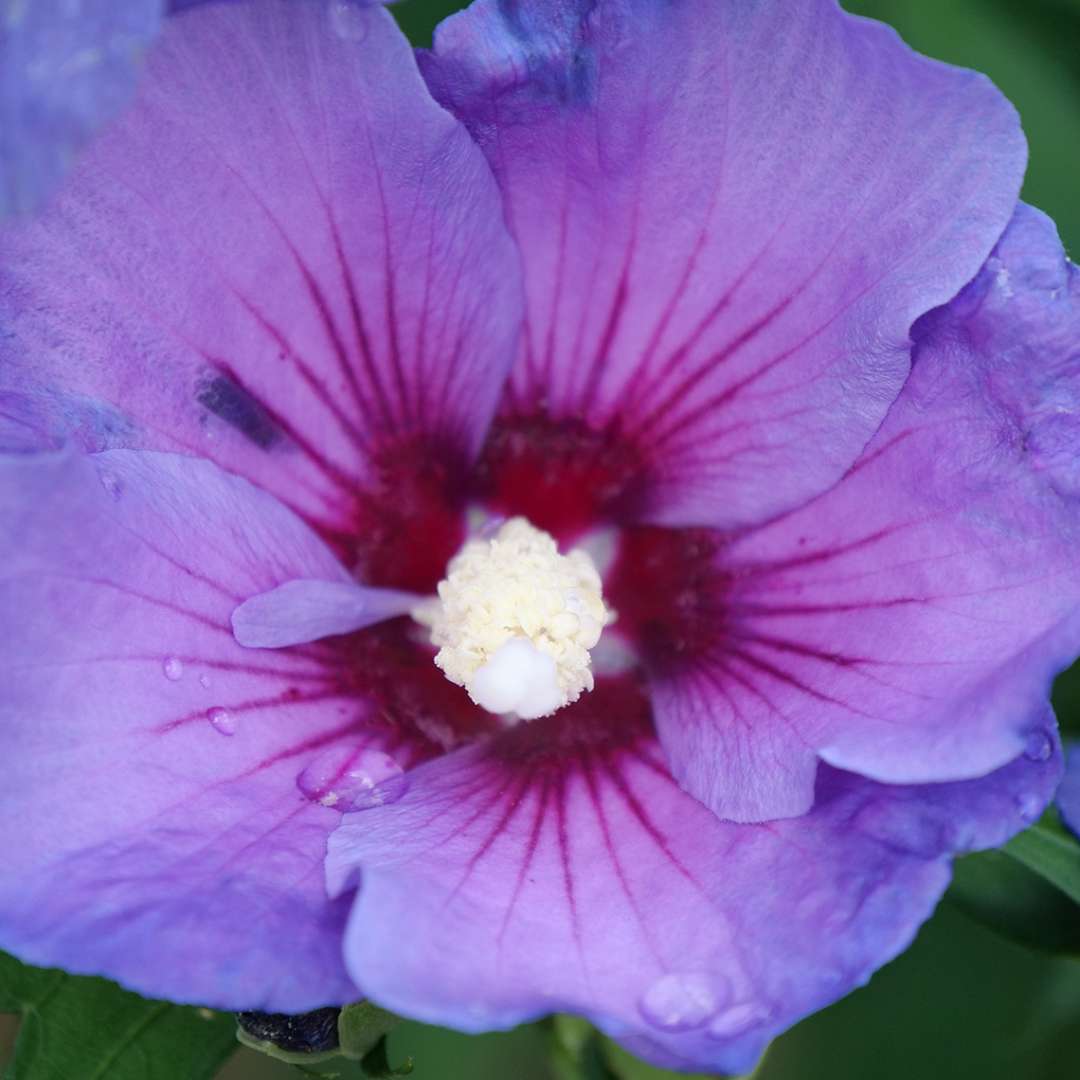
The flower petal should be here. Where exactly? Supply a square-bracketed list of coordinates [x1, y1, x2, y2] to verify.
[650, 205, 1080, 820]
[231, 579, 422, 649]
[421, 0, 1025, 530]
[0, 0, 162, 218]
[0, 445, 412, 1009]
[1059, 743, 1080, 841]
[0, 0, 521, 541]
[327, 683, 1059, 1075]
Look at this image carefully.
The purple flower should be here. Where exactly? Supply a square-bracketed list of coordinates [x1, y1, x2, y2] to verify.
[0, 0, 1076, 1074]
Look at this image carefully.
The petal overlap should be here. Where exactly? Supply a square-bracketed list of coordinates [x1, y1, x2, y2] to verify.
[0, 445, 396, 1009]
[649, 205, 1080, 821]
[327, 683, 1060, 1074]
[0, 0, 521, 542]
[421, 0, 1026, 529]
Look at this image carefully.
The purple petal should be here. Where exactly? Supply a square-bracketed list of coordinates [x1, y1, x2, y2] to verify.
[0, 0, 521, 544]
[0, 445, 411, 1009]
[0, 391, 64, 453]
[167, 0, 392, 11]
[647, 204, 1080, 820]
[1059, 743, 1080, 840]
[232, 579, 422, 649]
[0, 0, 162, 218]
[326, 684, 1059, 1074]
[421, 0, 1025, 530]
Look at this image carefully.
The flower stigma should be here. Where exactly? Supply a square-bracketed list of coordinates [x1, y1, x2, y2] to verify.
[415, 517, 612, 722]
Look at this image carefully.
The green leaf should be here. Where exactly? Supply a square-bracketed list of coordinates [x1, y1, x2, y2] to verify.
[753, 903, 1080, 1080]
[0, 951, 237, 1080]
[1001, 816, 1080, 906]
[357, 1036, 413, 1079]
[337, 1002, 402, 1062]
[600, 1036, 734, 1080]
[948, 847, 1080, 954]
[386, 1019, 552, 1080]
[945, 813, 1080, 954]
[546, 1014, 740, 1080]
[546, 1016, 618, 1080]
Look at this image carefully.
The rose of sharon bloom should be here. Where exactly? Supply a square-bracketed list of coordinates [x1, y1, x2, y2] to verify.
[0, 0, 1076, 1073]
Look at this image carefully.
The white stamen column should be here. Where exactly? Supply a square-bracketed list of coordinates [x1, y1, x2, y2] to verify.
[417, 518, 611, 721]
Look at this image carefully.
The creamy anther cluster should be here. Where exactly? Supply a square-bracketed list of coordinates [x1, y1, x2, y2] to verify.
[418, 518, 610, 720]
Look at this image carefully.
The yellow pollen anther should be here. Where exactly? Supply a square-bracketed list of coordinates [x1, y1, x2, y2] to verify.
[416, 517, 611, 721]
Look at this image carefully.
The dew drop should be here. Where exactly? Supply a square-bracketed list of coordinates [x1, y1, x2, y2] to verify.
[199, 674, 212, 689]
[329, 0, 368, 41]
[162, 656, 184, 682]
[296, 746, 406, 811]
[1023, 730, 1053, 763]
[638, 973, 726, 1032]
[1015, 791, 1043, 823]
[706, 1001, 771, 1041]
[98, 469, 123, 499]
[207, 706, 236, 736]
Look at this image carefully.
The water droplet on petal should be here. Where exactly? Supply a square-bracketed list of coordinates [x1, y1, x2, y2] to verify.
[329, 0, 368, 40]
[162, 656, 184, 682]
[207, 706, 236, 736]
[638, 973, 727, 1032]
[1015, 791, 1043, 823]
[1023, 730, 1053, 763]
[98, 469, 123, 499]
[296, 746, 406, 812]
[199, 674, 212, 689]
[707, 1001, 771, 1041]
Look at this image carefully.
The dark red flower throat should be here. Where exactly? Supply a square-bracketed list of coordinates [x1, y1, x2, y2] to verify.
[327, 413, 724, 757]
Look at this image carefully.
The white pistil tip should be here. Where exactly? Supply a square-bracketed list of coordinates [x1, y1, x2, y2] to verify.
[417, 517, 612, 722]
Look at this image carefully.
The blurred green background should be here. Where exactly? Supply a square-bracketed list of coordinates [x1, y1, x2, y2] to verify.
[219, 904, 1080, 1080]
[2, 1, 1077, 1078]
[223, 1, 1080, 1074]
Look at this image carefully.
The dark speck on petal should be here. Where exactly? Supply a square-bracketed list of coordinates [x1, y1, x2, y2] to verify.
[196, 369, 280, 449]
